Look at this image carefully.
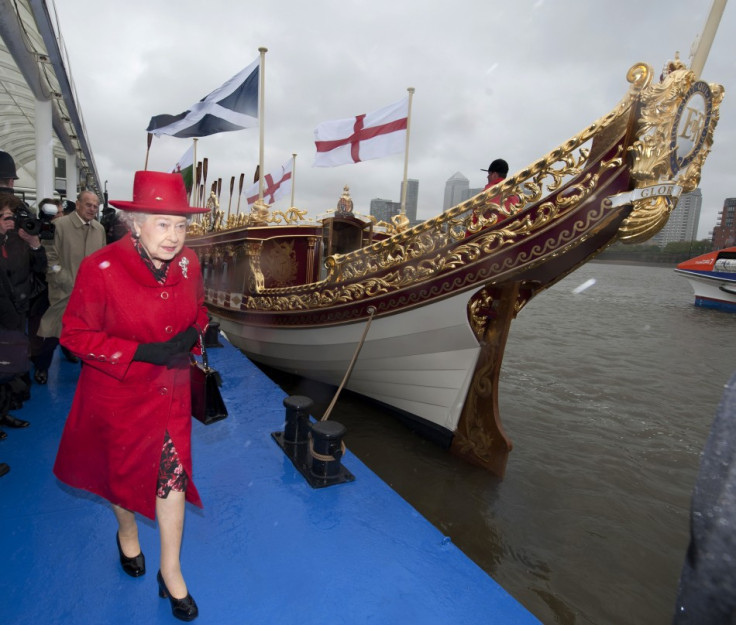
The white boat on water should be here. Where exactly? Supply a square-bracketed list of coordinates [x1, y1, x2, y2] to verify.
[675, 247, 736, 313]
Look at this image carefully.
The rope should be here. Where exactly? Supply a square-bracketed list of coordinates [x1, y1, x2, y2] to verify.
[308, 435, 347, 462]
[321, 306, 376, 422]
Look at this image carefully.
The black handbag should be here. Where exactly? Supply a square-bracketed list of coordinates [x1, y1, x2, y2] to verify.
[190, 338, 228, 425]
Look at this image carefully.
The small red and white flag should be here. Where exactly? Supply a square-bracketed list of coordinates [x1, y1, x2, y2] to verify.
[244, 159, 293, 206]
[313, 97, 408, 167]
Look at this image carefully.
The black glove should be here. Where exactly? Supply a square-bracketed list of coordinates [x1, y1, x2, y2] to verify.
[173, 326, 199, 352]
[133, 327, 199, 367]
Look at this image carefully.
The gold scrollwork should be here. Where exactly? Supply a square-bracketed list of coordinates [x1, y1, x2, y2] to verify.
[229, 201, 613, 315]
[267, 207, 309, 225]
[620, 66, 723, 243]
[617, 195, 677, 244]
[626, 62, 653, 91]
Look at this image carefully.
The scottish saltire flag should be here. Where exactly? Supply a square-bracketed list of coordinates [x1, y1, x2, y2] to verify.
[313, 97, 408, 167]
[171, 144, 194, 192]
[245, 159, 293, 206]
[147, 57, 259, 138]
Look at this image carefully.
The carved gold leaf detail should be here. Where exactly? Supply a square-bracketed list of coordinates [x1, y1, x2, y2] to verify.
[267, 207, 310, 225]
[619, 67, 723, 243]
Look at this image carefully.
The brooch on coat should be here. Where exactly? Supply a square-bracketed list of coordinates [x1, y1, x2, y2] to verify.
[179, 256, 189, 278]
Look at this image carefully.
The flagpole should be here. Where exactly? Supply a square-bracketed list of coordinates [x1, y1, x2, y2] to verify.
[690, 0, 727, 78]
[290, 153, 297, 208]
[257, 47, 268, 202]
[399, 87, 415, 217]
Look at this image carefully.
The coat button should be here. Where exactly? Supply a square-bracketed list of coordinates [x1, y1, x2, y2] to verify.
[160, 387, 168, 395]
[165, 325, 173, 334]
[161, 292, 169, 300]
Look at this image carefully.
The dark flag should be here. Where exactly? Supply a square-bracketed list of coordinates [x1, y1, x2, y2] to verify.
[147, 56, 259, 138]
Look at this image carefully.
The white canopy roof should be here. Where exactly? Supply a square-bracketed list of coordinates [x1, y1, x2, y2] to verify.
[0, 0, 99, 198]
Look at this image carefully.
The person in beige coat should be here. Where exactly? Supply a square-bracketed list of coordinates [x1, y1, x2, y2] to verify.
[38, 190, 106, 371]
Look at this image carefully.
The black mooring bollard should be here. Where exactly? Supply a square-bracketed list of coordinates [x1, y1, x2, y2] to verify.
[282, 395, 313, 445]
[272, 397, 354, 487]
[309, 420, 347, 480]
[204, 321, 223, 348]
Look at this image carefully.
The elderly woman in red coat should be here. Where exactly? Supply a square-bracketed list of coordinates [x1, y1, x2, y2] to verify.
[53, 171, 209, 622]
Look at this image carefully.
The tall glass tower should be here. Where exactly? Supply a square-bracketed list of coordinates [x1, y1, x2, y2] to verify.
[652, 188, 702, 246]
[443, 172, 469, 211]
[400, 179, 419, 224]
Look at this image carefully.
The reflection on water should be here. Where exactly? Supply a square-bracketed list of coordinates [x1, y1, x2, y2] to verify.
[255, 262, 735, 625]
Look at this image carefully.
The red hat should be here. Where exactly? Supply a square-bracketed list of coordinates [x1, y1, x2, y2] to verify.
[110, 171, 208, 214]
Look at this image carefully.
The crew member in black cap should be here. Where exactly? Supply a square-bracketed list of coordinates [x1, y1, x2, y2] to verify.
[465, 158, 519, 236]
[481, 158, 510, 190]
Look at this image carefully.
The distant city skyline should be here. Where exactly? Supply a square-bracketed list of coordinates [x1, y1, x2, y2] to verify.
[370, 179, 419, 225]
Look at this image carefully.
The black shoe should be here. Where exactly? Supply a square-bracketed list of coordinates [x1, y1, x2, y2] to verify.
[34, 369, 48, 385]
[0, 414, 29, 428]
[0, 429, 6, 440]
[0, 462, 8, 477]
[61, 346, 79, 363]
[116, 532, 145, 577]
[157, 570, 198, 621]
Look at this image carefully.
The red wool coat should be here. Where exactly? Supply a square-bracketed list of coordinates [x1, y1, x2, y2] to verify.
[53, 234, 209, 520]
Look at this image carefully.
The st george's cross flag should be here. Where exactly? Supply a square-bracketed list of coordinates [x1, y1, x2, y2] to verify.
[313, 97, 408, 167]
[171, 144, 194, 192]
[244, 159, 293, 206]
[147, 57, 259, 138]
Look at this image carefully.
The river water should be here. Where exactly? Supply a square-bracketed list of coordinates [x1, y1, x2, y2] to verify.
[259, 262, 735, 625]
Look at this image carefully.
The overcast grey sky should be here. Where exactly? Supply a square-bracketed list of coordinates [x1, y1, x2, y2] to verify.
[55, 0, 734, 239]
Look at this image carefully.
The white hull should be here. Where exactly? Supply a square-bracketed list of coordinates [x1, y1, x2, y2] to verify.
[214, 288, 483, 434]
[678, 272, 736, 307]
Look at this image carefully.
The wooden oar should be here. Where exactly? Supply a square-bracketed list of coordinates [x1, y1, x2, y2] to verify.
[144, 133, 153, 170]
[202, 158, 209, 208]
[195, 162, 202, 206]
[236, 173, 244, 214]
[227, 176, 234, 222]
